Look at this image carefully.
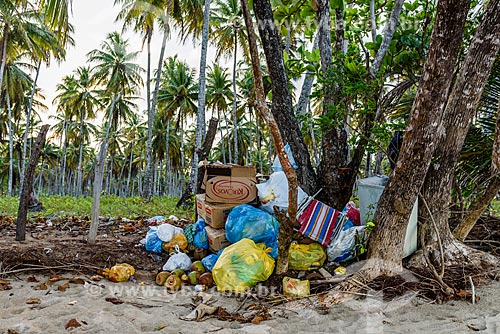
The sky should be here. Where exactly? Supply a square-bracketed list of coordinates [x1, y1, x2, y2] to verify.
[37, 0, 217, 125]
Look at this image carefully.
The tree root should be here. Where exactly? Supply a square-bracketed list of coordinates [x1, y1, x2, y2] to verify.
[283, 242, 500, 311]
[408, 239, 500, 272]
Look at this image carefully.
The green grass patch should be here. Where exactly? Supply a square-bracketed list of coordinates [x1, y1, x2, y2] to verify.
[0, 195, 195, 220]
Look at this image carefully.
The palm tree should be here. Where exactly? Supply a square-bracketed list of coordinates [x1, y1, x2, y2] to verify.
[72, 67, 100, 196]
[173, 0, 210, 205]
[1, 50, 33, 195]
[114, 0, 181, 200]
[53, 66, 100, 195]
[87, 32, 144, 243]
[120, 112, 145, 195]
[157, 56, 198, 189]
[15, 3, 68, 194]
[210, 0, 247, 163]
[38, 0, 74, 46]
[53, 74, 76, 194]
[206, 63, 232, 163]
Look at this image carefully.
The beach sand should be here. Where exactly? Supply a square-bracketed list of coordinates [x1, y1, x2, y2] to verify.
[1, 274, 500, 334]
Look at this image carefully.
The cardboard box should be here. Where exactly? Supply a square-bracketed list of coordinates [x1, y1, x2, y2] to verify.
[196, 194, 206, 219]
[205, 201, 236, 229]
[203, 164, 257, 204]
[205, 226, 230, 252]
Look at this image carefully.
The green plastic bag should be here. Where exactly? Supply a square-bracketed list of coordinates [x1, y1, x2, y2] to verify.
[288, 242, 326, 271]
[212, 238, 275, 292]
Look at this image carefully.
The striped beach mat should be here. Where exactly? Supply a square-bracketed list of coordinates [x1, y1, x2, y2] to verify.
[297, 199, 345, 246]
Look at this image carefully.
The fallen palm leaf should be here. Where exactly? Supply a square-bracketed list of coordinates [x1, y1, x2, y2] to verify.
[180, 303, 218, 321]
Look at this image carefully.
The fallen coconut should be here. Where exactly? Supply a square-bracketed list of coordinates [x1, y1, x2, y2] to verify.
[164, 275, 182, 291]
[190, 261, 205, 274]
[155, 272, 171, 286]
[198, 272, 213, 288]
[170, 269, 185, 277]
[188, 271, 200, 285]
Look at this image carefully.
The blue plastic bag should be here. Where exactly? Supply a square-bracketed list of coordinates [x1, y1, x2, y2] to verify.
[201, 253, 220, 271]
[193, 218, 209, 249]
[272, 144, 298, 172]
[225, 204, 280, 259]
[145, 226, 163, 253]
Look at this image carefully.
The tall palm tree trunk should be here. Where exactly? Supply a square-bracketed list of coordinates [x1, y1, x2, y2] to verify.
[143, 32, 154, 200]
[223, 111, 232, 162]
[20, 60, 42, 196]
[76, 108, 85, 197]
[7, 93, 14, 196]
[180, 127, 185, 186]
[231, 27, 238, 164]
[146, 12, 171, 200]
[177, 0, 210, 206]
[165, 120, 170, 194]
[0, 31, 8, 97]
[218, 110, 226, 163]
[60, 116, 68, 195]
[127, 145, 134, 196]
[89, 94, 119, 244]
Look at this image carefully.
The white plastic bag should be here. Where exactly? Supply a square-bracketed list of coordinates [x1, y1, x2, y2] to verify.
[256, 171, 308, 213]
[162, 246, 192, 271]
[157, 223, 184, 242]
[327, 226, 366, 263]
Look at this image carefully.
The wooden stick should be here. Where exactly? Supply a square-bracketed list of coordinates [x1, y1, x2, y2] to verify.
[469, 276, 475, 305]
[1, 263, 98, 275]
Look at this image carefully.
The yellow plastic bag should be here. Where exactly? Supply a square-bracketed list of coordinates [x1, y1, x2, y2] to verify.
[162, 233, 188, 253]
[212, 238, 275, 292]
[288, 242, 326, 271]
[283, 277, 310, 297]
[103, 263, 135, 282]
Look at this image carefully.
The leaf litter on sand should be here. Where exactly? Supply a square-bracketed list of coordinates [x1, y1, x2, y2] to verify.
[65, 319, 82, 331]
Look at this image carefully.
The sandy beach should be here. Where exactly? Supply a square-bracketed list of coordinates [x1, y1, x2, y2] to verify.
[1, 273, 499, 334]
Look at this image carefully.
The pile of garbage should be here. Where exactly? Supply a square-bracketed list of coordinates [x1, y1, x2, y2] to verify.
[107, 156, 368, 299]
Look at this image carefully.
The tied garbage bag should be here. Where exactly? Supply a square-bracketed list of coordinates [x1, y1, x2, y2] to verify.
[157, 223, 184, 242]
[145, 226, 163, 253]
[212, 239, 275, 292]
[327, 225, 366, 263]
[225, 204, 280, 259]
[103, 263, 135, 282]
[288, 242, 326, 271]
[184, 219, 208, 249]
[256, 171, 308, 214]
[162, 233, 188, 253]
[163, 246, 192, 271]
[193, 219, 209, 249]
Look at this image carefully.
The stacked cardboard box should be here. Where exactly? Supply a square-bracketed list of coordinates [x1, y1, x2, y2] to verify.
[197, 163, 257, 252]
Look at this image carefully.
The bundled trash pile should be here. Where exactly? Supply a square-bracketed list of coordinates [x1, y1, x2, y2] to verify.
[109, 155, 367, 298]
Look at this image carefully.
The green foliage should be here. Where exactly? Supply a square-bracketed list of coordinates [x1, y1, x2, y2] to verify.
[0, 196, 195, 220]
